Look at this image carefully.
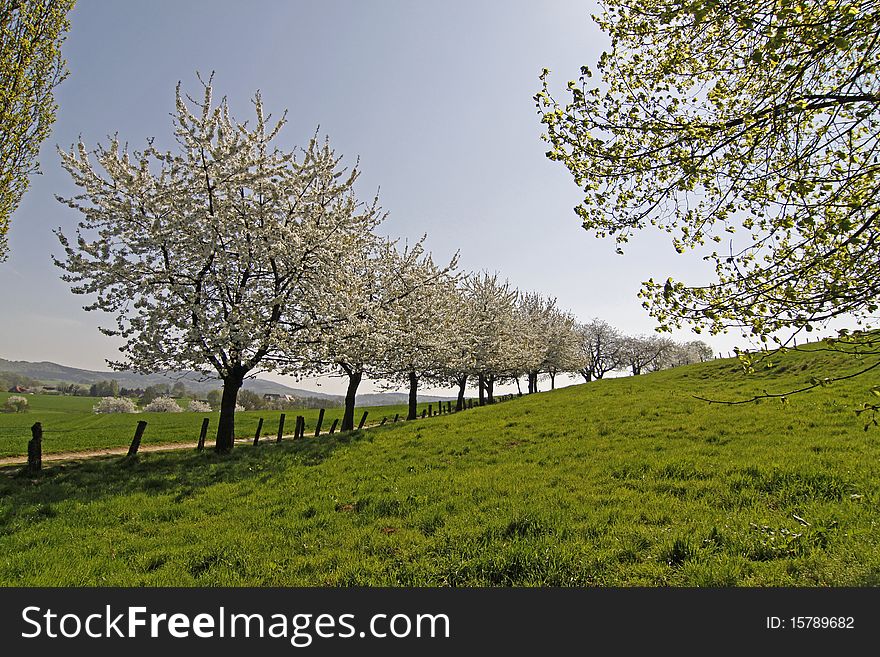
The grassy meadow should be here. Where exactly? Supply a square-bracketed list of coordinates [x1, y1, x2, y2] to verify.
[0, 393, 447, 458]
[2, 344, 880, 586]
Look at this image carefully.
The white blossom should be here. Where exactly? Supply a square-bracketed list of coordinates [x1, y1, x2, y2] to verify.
[143, 396, 184, 412]
[54, 77, 384, 451]
[3, 395, 29, 413]
[187, 399, 212, 413]
[93, 397, 139, 414]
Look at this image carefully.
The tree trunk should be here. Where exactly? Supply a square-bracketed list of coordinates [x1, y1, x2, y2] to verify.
[478, 373, 486, 406]
[549, 371, 556, 390]
[341, 369, 363, 431]
[515, 377, 522, 396]
[456, 376, 467, 411]
[215, 371, 244, 453]
[486, 375, 495, 404]
[407, 371, 418, 420]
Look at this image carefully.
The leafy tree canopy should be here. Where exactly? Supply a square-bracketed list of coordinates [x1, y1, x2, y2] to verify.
[0, 0, 75, 260]
[536, 0, 879, 344]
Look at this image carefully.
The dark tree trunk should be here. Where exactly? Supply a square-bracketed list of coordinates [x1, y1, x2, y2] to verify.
[486, 375, 495, 404]
[341, 369, 363, 431]
[580, 368, 592, 383]
[515, 378, 522, 396]
[407, 371, 418, 420]
[549, 371, 556, 390]
[215, 370, 244, 453]
[478, 373, 486, 406]
[456, 376, 467, 411]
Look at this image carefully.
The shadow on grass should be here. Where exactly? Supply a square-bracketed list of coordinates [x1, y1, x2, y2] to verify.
[0, 430, 371, 512]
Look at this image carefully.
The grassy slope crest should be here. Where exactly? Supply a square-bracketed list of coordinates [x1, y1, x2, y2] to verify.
[1, 345, 879, 586]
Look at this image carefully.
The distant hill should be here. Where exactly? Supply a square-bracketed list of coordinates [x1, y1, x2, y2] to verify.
[0, 357, 453, 404]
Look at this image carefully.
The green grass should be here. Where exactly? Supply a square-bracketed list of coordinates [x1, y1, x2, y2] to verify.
[0, 393, 449, 457]
[1, 344, 880, 586]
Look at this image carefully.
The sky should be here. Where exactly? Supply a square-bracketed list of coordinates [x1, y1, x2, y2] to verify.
[0, 0, 751, 396]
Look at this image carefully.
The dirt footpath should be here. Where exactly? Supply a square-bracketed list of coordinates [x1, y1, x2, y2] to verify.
[0, 435, 287, 468]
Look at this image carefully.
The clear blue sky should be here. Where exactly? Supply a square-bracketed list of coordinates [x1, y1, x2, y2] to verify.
[0, 0, 743, 395]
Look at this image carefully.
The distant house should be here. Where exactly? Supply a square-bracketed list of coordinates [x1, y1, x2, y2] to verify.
[263, 393, 294, 402]
[8, 385, 31, 394]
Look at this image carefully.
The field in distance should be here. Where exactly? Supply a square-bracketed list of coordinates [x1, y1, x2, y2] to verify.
[0, 394, 446, 458]
[1, 343, 879, 586]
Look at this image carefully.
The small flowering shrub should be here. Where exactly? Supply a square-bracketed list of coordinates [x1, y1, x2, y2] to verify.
[3, 395, 28, 413]
[143, 397, 184, 413]
[187, 399, 212, 413]
[93, 397, 139, 414]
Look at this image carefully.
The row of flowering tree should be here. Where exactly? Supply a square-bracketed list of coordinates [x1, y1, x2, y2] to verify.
[576, 320, 714, 382]
[54, 78, 712, 453]
[54, 78, 473, 450]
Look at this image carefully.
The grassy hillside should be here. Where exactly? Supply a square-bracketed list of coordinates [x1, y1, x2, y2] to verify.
[1, 345, 879, 586]
[0, 394, 447, 457]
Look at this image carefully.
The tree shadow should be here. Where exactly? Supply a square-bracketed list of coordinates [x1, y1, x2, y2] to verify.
[0, 429, 371, 516]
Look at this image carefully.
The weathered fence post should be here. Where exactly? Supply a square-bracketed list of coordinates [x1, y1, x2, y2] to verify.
[26, 422, 42, 473]
[380, 417, 387, 426]
[277, 413, 286, 443]
[421, 409, 427, 419]
[197, 417, 209, 451]
[315, 409, 325, 437]
[358, 411, 368, 430]
[329, 419, 339, 435]
[428, 404, 432, 417]
[295, 416, 304, 439]
[253, 418, 264, 446]
[393, 413, 399, 423]
[127, 420, 148, 458]
[447, 401, 451, 414]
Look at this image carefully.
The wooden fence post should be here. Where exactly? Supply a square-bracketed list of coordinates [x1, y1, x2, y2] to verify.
[277, 413, 285, 442]
[393, 413, 399, 422]
[447, 401, 451, 414]
[315, 409, 325, 437]
[296, 416, 304, 439]
[127, 420, 148, 457]
[197, 418, 209, 451]
[329, 419, 339, 435]
[421, 409, 427, 419]
[380, 417, 387, 426]
[358, 411, 368, 429]
[428, 404, 432, 417]
[27, 422, 42, 473]
[253, 418, 264, 446]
